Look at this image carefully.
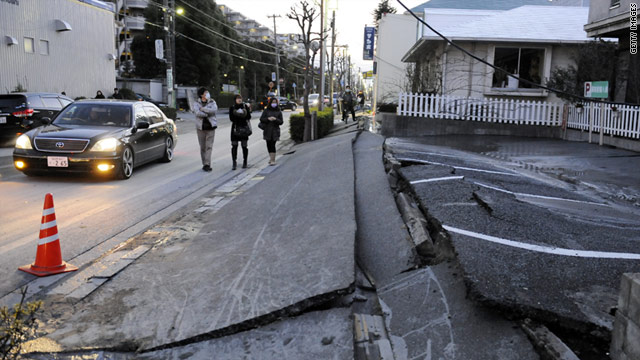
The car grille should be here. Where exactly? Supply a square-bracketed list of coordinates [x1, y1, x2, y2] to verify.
[34, 138, 90, 153]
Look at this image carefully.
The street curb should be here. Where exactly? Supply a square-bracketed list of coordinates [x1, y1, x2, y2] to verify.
[394, 192, 437, 261]
[521, 319, 581, 360]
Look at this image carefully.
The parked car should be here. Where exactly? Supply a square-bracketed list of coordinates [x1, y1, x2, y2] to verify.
[308, 93, 320, 107]
[135, 93, 167, 107]
[277, 97, 297, 111]
[13, 100, 177, 180]
[0, 92, 73, 144]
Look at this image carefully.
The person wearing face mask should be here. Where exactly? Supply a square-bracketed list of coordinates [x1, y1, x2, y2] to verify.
[341, 86, 356, 123]
[259, 97, 284, 165]
[193, 87, 218, 172]
[229, 94, 252, 170]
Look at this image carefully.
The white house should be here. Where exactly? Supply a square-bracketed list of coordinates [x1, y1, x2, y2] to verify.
[401, 6, 593, 102]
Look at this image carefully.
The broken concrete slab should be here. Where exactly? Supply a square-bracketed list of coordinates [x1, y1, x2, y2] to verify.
[26, 309, 353, 360]
[377, 264, 539, 360]
[36, 133, 358, 352]
[141, 308, 353, 360]
[354, 132, 416, 286]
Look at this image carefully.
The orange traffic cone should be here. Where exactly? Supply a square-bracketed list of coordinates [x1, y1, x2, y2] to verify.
[18, 193, 78, 277]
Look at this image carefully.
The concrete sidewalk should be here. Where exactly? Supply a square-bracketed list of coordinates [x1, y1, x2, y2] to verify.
[25, 131, 358, 357]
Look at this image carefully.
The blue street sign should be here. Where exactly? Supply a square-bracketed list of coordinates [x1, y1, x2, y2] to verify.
[363, 27, 375, 61]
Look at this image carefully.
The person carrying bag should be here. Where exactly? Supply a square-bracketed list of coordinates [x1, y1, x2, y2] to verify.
[229, 94, 252, 170]
[259, 97, 283, 166]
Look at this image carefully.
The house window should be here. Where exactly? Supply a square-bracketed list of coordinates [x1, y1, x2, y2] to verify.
[40, 40, 49, 55]
[610, 0, 620, 8]
[492, 47, 544, 89]
[24, 37, 34, 53]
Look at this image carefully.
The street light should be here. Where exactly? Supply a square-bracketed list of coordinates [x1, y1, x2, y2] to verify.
[176, 7, 184, 15]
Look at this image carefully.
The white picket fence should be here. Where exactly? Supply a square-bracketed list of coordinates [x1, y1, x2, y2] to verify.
[567, 102, 640, 140]
[397, 93, 563, 126]
[397, 92, 640, 141]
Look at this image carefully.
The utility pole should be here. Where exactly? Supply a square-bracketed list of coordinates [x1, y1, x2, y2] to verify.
[319, 0, 325, 111]
[330, 10, 336, 110]
[163, 0, 173, 107]
[348, 54, 352, 87]
[268, 14, 282, 96]
[170, 0, 176, 107]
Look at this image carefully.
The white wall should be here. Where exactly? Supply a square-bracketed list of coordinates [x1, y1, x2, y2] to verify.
[0, 0, 116, 99]
[375, 13, 416, 104]
[438, 41, 580, 103]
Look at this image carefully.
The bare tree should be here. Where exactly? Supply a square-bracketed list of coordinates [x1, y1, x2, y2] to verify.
[288, 1, 322, 122]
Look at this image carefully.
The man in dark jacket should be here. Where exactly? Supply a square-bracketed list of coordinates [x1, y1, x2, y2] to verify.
[341, 86, 356, 123]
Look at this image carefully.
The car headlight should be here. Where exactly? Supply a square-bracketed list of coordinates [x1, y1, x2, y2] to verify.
[90, 138, 118, 152]
[15, 134, 32, 149]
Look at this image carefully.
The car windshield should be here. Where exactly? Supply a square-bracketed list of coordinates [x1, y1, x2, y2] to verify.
[309, 94, 319, 100]
[54, 103, 132, 127]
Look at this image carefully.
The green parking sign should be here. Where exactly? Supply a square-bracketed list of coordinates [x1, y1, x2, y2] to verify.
[584, 81, 609, 98]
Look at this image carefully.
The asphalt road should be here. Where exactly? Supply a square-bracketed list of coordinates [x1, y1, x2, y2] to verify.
[386, 135, 640, 343]
[0, 110, 294, 300]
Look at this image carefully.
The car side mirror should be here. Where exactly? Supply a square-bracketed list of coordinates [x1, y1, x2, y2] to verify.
[41, 117, 51, 125]
[136, 121, 150, 129]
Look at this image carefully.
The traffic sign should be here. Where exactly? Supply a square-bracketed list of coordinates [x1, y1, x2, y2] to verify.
[271, 72, 276, 82]
[292, 83, 297, 88]
[268, 81, 275, 89]
[584, 81, 609, 98]
[155, 39, 164, 60]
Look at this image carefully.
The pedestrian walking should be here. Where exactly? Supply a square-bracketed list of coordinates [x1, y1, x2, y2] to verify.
[341, 86, 356, 123]
[95, 90, 105, 99]
[229, 94, 252, 170]
[259, 97, 283, 166]
[193, 87, 218, 172]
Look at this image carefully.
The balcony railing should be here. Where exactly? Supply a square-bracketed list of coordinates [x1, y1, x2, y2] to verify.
[125, 16, 145, 30]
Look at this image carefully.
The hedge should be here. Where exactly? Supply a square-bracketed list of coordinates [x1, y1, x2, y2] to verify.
[216, 92, 237, 109]
[289, 107, 335, 142]
[118, 88, 138, 100]
[160, 106, 177, 120]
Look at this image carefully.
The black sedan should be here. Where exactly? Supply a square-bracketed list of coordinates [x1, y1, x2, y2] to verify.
[13, 100, 177, 180]
[277, 97, 297, 111]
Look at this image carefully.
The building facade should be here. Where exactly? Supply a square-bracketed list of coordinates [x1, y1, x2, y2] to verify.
[401, 6, 592, 102]
[585, 0, 638, 103]
[109, 0, 149, 75]
[218, 4, 305, 59]
[0, 0, 116, 98]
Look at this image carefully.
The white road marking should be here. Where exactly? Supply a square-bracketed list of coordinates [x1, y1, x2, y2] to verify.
[473, 182, 608, 207]
[444, 225, 640, 260]
[410, 176, 464, 185]
[397, 157, 518, 176]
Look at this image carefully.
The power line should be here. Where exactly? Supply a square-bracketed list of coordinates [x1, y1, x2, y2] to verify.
[146, 0, 308, 69]
[395, 0, 616, 104]
[122, 14, 305, 75]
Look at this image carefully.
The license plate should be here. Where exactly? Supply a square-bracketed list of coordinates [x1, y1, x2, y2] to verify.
[0, 117, 6, 124]
[47, 156, 68, 168]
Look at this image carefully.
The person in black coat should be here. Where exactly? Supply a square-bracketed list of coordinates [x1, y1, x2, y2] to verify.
[260, 97, 284, 165]
[229, 94, 252, 170]
[95, 90, 105, 99]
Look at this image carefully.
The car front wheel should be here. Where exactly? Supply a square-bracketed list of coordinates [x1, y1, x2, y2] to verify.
[160, 136, 174, 163]
[116, 147, 134, 180]
[291, 104, 297, 111]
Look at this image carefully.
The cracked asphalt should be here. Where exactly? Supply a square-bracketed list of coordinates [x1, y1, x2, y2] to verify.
[386, 135, 640, 350]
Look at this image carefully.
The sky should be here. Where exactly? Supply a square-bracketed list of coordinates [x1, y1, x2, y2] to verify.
[216, 0, 427, 72]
